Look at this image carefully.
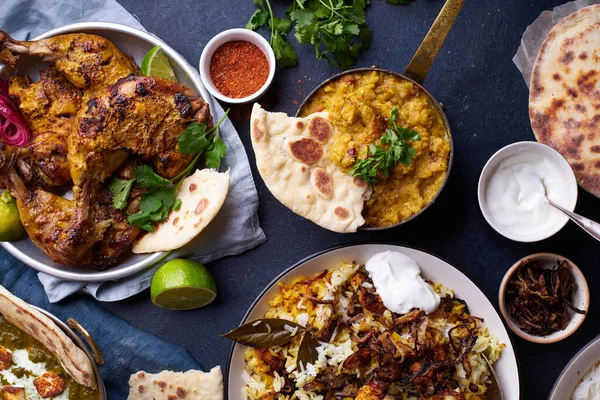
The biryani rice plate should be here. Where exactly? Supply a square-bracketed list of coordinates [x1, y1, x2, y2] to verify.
[242, 262, 504, 400]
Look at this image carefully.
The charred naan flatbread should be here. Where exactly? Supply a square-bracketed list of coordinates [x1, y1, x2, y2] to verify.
[529, 4, 600, 197]
[127, 366, 223, 400]
[0, 285, 96, 388]
[250, 104, 370, 233]
[132, 169, 230, 253]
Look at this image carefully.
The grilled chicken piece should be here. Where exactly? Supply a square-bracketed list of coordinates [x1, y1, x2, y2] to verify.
[69, 75, 212, 186]
[5, 168, 140, 268]
[1, 386, 25, 400]
[64, 76, 211, 239]
[9, 67, 80, 134]
[34, 371, 65, 398]
[0, 345, 12, 370]
[7, 67, 80, 188]
[0, 32, 212, 268]
[0, 31, 138, 101]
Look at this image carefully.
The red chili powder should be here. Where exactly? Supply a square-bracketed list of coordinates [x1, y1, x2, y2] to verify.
[209, 41, 269, 99]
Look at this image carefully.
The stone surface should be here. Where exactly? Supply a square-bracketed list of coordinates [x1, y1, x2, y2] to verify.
[9, 0, 600, 398]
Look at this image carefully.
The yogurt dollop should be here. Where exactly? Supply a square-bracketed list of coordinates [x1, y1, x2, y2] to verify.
[365, 251, 440, 314]
[484, 152, 568, 240]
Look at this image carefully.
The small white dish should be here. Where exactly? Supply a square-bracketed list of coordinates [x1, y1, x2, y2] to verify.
[550, 335, 600, 400]
[478, 141, 578, 242]
[499, 253, 589, 344]
[199, 28, 276, 104]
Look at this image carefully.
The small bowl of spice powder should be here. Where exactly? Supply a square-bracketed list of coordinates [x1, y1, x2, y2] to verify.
[200, 28, 275, 104]
[499, 253, 589, 344]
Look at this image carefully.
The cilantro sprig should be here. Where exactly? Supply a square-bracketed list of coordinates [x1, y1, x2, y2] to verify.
[109, 109, 230, 232]
[287, 0, 372, 70]
[247, 0, 412, 70]
[246, 0, 298, 67]
[349, 107, 420, 185]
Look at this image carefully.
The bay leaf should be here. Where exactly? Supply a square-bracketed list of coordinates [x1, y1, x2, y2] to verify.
[222, 318, 306, 347]
[297, 331, 320, 369]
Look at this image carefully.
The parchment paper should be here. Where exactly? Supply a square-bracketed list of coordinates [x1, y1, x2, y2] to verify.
[513, 0, 600, 88]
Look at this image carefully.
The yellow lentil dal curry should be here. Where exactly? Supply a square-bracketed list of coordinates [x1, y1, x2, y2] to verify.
[301, 70, 451, 227]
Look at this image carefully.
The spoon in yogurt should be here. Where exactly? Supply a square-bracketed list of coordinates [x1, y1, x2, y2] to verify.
[518, 168, 600, 242]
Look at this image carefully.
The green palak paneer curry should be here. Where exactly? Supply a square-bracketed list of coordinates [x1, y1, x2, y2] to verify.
[0, 319, 99, 400]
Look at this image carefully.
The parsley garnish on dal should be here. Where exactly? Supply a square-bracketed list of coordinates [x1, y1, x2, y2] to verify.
[349, 107, 420, 186]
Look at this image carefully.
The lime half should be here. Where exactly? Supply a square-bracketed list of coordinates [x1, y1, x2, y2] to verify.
[151, 259, 217, 310]
[140, 45, 177, 82]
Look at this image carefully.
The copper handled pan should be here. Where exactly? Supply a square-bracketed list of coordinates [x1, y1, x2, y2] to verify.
[297, 0, 464, 230]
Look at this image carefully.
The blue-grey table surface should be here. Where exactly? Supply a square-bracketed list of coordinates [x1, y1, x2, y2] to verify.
[12, 0, 600, 398]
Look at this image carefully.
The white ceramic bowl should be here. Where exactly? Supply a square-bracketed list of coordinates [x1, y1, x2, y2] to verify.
[499, 253, 589, 344]
[199, 28, 276, 104]
[478, 141, 578, 242]
[0, 22, 212, 281]
[550, 335, 600, 399]
[227, 244, 520, 400]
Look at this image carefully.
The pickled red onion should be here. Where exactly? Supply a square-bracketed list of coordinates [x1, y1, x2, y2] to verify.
[0, 79, 30, 146]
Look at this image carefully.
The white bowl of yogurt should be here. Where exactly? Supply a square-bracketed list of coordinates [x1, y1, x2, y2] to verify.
[478, 141, 578, 242]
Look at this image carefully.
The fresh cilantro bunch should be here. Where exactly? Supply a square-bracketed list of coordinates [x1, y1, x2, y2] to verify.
[109, 110, 230, 232]
[287, 0, 372, 70]
[246, 0, 413, 70]
[246, 0, 298, 67]
[349, 106, 420, 185]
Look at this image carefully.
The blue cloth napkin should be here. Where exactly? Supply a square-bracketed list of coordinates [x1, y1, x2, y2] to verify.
[0, 258, 204, 399]
[0, 0, 266, 302]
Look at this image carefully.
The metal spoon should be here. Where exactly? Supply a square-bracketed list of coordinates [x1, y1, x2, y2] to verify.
[519, 169, 600, 242]
[483, 354, 504, 400]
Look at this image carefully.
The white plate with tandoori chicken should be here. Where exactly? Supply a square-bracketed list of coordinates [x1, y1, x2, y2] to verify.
[0, 22, 230, 281]
[225, 244, 519, 400]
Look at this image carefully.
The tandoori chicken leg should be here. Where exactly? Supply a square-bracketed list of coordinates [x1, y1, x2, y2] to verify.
[7, 67, 80, 188]
[0, 31, 138, 101]
[69, 75, 212, 185]
[5, 168, 140, 268]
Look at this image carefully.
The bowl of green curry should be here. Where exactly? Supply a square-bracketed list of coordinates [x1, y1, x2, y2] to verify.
[0, 308, 106, 400]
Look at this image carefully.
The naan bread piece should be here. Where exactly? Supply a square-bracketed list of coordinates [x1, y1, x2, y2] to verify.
[0, 285, 96, 388]
[127, 366, 223, 400]
[250, 104, 369, 233]
[1, 386, 25, 400]
[132, 169, 230, 253]
[529, 5, 600, 197]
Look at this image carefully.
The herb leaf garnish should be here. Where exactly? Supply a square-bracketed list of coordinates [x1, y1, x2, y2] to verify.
[108, 178, 135, 210]
[287, 0, 371, 70]
[297, 331, 320, 369]
[246, 0, 412, 70]
[134, 165, 171, 189]
[222, 319, 307, 348]
[245, 0, 298, 67]
[108, 109, 230, 231]
[349, 106, 420, 185]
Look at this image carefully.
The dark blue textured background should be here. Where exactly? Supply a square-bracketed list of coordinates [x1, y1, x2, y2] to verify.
[2, 0, 599, 398]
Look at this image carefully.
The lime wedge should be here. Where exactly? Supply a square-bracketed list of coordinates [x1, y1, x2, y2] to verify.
[140, 45, 177, 82]
[150, 259, 217, 310]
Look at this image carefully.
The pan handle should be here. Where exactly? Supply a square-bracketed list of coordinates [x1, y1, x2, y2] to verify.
[404, 0, 465, 84]
[67, 318, 105, 367]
